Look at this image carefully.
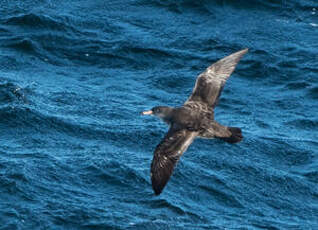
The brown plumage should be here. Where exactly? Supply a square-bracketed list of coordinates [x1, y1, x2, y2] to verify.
[142, 49, 248, 195]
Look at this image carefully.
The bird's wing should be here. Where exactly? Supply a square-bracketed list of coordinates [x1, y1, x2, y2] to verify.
[185, 49, 248, 108]
[151, 127, 197, 195]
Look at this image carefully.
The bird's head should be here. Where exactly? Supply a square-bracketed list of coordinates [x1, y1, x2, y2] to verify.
[141, 106, 173, 121]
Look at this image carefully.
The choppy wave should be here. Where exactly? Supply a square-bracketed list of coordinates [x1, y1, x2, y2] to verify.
[0, 0, 317, 229]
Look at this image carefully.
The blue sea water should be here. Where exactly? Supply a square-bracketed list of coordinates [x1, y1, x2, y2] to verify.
[0, 0, 318, 229]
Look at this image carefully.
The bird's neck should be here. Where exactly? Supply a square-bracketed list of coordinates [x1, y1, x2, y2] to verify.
[161, 108, 174, 124]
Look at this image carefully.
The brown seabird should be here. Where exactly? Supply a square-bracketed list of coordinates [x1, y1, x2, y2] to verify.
[142, 49, 248, 195]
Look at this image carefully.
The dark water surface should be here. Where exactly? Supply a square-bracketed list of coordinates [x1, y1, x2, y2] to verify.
[1, 0, 318, 229]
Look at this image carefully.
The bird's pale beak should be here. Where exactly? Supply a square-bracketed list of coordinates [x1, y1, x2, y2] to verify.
[141, 110, 153, 115]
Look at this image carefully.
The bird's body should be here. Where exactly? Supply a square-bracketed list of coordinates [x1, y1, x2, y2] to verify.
[142, 49, 248, 195]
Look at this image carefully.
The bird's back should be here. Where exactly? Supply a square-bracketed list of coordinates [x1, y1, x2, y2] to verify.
[171, 106, 214, 131]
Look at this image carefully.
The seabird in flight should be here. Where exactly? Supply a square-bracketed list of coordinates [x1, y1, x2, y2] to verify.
[142, 49, 248, 195]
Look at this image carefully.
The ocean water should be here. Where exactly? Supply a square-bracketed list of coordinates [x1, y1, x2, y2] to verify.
[0, 0, 317, 229]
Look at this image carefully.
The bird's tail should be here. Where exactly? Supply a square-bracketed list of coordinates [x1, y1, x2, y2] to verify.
[220, 127, 243, 143]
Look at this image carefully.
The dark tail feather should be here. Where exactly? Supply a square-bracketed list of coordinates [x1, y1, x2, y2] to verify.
[221, 127, 243, 143]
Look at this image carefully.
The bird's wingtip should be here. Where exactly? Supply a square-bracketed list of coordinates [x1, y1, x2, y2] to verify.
[152, 185, 163, 195]
[227, 48, 248, 60]
[239, 48, 249, 54]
